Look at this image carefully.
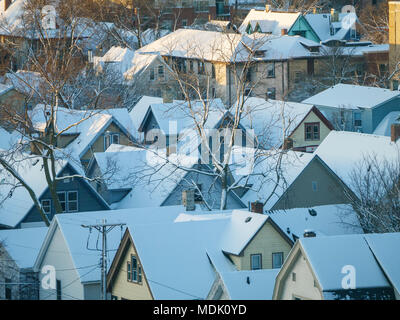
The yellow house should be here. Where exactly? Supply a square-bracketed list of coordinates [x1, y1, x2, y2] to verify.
[273, 234, 398, 300]
[106, 209, 294, 300]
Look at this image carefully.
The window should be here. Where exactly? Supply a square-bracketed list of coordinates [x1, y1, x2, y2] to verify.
[67, 191, 78, 212]
[312, 181, 318, 192]
[293, 30, 306, 37]
[189, 60, 194, 73]
[294, 71, 303, 83]
[272, 252, 284, 269]
[292, 272, 296, 282]
[5, 278, 12, 300]
[211, 64, 216, 79]
[267, 87, 276, 100]
[250, 254, 262, 270]
[194, 184, 203, 202]
[150, 68, 155, 80]
[56, 280, 62, 300]
[57, 192, 66, 213]
[41, 199, 52, 215]
[354, 112, 362, 127]
[158, 65, 164, 79]
[198, 61, 205, 75]
[181, 19, 187, 27]
[127, 255, 142, 284]
[267, 63, 275, 78]
[195, 0, 208, 12]
[104, 133, 120, 150]
[305, 123, 320, 141]
[211, 87, 216, 98]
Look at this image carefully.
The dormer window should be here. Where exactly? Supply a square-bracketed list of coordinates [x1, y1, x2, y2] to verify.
[104, 132, 120, 150]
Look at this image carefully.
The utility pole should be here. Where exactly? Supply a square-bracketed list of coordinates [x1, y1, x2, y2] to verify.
[81, 220, 126, 300]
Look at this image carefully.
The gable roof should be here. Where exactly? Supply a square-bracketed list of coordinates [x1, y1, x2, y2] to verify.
[364, 233, 400, 295]
[300, 234, 391, 291]
[302, 84, 400, 109]
[129, 96, 164, 131]
[313, 131, 400, 193]
[239, 9, 301, 35]
[239, 97, 323, 148]
[0, 226, 47, 269]
[373, 111, 400, 136]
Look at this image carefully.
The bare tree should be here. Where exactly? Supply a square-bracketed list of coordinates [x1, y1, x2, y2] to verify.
[358, 2, 388, 44]
[347, 153, 400, 233]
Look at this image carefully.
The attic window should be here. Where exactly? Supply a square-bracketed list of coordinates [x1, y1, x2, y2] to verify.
[245, 217, 252, 223]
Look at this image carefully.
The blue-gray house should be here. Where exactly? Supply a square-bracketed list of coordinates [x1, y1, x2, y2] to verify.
[302, 84, 400, 134]
[0, 158, 110, 230]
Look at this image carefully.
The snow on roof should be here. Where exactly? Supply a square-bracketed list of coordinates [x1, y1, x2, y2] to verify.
[313, 131, 400, 191]
[373, 111, 400, 136]
[0, 128, 21, 150]
[219, 269, 280, 300]
[0, 0, 25, 35]
[239, 9, 301, 35]
[239, 97, 315, 148]
[124, 52, 160, 80]
[0, 227, 48, 269]
[0, 152, 66, 228]
[93, 46, 135, 76]
[129, 96, 164, 131]
[30, 105, 137, 161]
[233, 150, 314, 209]
[220, 210, 269, 255]
[0, 83, 13, 95]
[95, 148, 199, 207]
[269, 204, 362, 240]
[364, 233, 400, 294]
[302, 84, 400, 109]
[49, 206, 190, 284]
[300, 234, 391, 291]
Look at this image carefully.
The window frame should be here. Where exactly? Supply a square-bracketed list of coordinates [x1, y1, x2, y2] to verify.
[304, 122, 320, 141]
[127, 255, 143, 285]
[56, 279, 62, 300]
[250, 253, 262, 270]
[41, 199, 52, 215]
[56, 191, 66, 213]
[267, 63, 275, 78]
[67, 191, 78, 212]
[272, 252, 284, 269]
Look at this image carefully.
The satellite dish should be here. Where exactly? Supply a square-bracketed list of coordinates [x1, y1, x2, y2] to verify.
[342, 5, 356, 14]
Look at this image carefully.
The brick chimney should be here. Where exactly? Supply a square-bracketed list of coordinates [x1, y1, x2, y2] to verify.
[281, 28, 288, 36]
[182, 190, 195, 211]
[250, 201, 264, 214]
[283, 138, 293, 150]
[391, 123, 400, 142]
[265, 4, 270, 12]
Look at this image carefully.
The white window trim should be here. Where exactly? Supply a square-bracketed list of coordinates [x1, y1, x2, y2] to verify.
[67, 191, 79, 213]
[41, 199, 52, 215]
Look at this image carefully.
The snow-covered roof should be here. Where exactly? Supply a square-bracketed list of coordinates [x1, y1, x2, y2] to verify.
[313, 131, 400, 191]
[0, 83, 13, 95]
[0, 128, 21, 150]
[129, 96, 164, 131]
[239, 9, 300, 35]
[300, 234, 391, 291]
[219, 269, 280, 300]
[30, 105, 137, 161]
[0, 227, 47, 269]
[302, 84, 400, 109]
[373, 111, 400, 136]
[304, 12, 358, 42]
[233, 150, 314, 209]
[364, 233, 400, 295]
[36, 206, 190, 284]
[93, 46, 135, 76]
[0, 153, 66, 228]
[137, 29, 322, 63]
[239, 97, 315, 148]
[269, 204, 362, 240]
[94, 147, 199, 208]
[124, 52, 161, 80]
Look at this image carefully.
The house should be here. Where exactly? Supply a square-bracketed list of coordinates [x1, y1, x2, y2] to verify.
[33, 205, 233, 300]
[86, 144, 246, 210]
[93, 46, 135, 77]
[389, 1, 400, 90]
[271, 129, 400, 210]
[0, 154, 110, 229]
[106, 209, 294, 300]
[0, 83, 28, 126]
[0, 227, 47, 300]
[302, 84, 400, 133]
[239, 7, 358, 42]
[239, 97, 334, 151]
[29, 105, 137, 168]
[273, 233, 400, 300]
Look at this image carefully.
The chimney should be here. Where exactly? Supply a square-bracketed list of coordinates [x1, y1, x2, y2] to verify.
[330, 8, 339, 22]
[281, 28, 288, 36]
[313, 7, 317, 14]
[283, 138, 293, 150]
[265, 4, 270, 12]
[182, 190, 195, 211]
[250, 201, 264, 214]
[391, 123, 400, 142]
[162, 89, 173, 103]
[303, 230, 316, 238]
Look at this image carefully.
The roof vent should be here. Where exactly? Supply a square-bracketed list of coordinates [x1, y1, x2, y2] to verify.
[246, 276, 250, 284]
[304, 230, 316, 238]
[286, 227, 291, 234]
[308, 209, 317, 216]
[245, 217, 252, 223]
